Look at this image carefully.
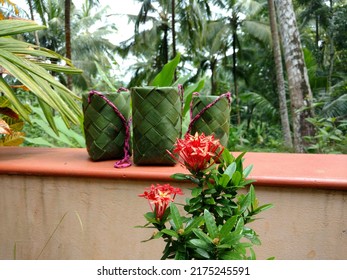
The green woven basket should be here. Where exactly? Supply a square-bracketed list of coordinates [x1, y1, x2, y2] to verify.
[131, 86, 181, 165]
[82, 90, 131, 162]
[188, 93, 231, 147]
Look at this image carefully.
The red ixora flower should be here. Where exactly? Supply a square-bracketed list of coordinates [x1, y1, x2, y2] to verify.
[169, 132, 224, 174]
[139, 184, 183, 220]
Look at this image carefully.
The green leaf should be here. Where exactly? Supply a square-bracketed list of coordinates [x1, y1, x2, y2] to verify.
[220, 232, 243, 246]
[232, 171, 242, 186]
[243, 164, 253, 178]
[0, 20, 46, 37]
[215, 206, 224, 218]
[249, 185, 256, 206]
[180, 78, 205, 117]
[192, 228, 213, 245]
[204, 186, 217, 194]
[38, 98, 58, 135]
[161, 229, 179, 238]
[204, 197, 216, 205]
[234, 218, 244, 235]
[219, 173, 231, 187]
[187, 202, 202, 213]
[170, 203, 183, 231]
[195, 248, 210, 259]
[189, 239, 211, 250]
[224, 162, 237, 178]
[141, 231, 163, 243]
[191, 187, 203, 197]
[329, 135, 342, 141]
[244, 228, 261, 245]
[188, 196, 202, 205]
[235, 152, 246, 171]
[37, 63, 83, 74]
[150, 53, 181, 86]
[143, 212, 157, 223]
[170, 173, 190, 181]
[174, 250, 186, 260]
[249, 247, 257, 260]
[251, 203, 274, 215]
[220, 216, 238, 238]
[221, 148, 234, 165]
[219, 251, 243, 260]
[31, 119, 74, 147]
[0, 51, 80, 125]
[24, 137, 55, 147]
[184, 216, 204, 235]
[152, 231, 164, 240]
[203, 209, 218, 239]
[240, 179, 257, 186]
[0, 76, 30, 122]
[235, 151, 246, 162]
[239, 192, 252, 214]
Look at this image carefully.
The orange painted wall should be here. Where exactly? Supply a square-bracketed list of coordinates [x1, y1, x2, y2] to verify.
[0, 147, 346, 259]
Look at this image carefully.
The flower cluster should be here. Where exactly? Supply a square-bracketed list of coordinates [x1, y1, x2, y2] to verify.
[138, 184, 183, 220]
[139, 133, 272, 260]
[170, 132, 223, 175]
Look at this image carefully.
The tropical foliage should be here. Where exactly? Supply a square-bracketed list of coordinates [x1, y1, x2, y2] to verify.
[0, 18, 82, 135]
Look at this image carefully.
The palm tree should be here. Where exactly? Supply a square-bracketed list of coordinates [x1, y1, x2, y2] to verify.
[63, 0, 100, 89]
[65, 0, 72, 89]
[135, 0, 172, 69]
[213, 0, 269, 124]
[71, 2, 118, 89]
[115, 1, 163, 86]
[275, 0, 315, 152]
[193, 20, 230, 95]
[24, 0, 116, 90]
[268, 0, 292, 148]
[171, 0, 177, 79]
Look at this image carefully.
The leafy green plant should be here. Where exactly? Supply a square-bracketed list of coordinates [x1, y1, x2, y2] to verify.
[139, 133, 273, 260]
[0, 19, 83, 133]
[305, 117, 347, 154]
[24, 106, 85, 148]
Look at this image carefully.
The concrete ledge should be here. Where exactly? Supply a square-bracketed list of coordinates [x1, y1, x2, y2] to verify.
[0, 147, 346, 190]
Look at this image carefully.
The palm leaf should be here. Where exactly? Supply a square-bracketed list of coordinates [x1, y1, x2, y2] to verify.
[243, 20, 271, 44]
[322, 94, 347, 118]
[241, 91, 277, 117]
[0, 53, 78, 124]
[0, 76, 30, 122]
[0, 19, 46, 36]
[0, 19, 82, 128]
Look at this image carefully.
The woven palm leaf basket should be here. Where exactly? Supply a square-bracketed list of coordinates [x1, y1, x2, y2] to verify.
[131, 86, 181, 165]
[188, 92, 231, 147]
[82, 89, 131, 163]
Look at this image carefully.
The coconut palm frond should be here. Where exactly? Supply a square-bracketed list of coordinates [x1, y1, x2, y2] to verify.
[322, 94, 347, 118]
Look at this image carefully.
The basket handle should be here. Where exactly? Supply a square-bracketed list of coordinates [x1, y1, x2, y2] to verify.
[186, 92, 231, 136]
[88, 89, 132, 168]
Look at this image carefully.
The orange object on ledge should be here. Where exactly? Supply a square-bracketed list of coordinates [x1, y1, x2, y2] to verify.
[0, 146, 347, 191]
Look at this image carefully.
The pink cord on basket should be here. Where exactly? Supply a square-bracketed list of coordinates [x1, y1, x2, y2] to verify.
[88, 90, 132, 168]
[186, 92, 231, 136]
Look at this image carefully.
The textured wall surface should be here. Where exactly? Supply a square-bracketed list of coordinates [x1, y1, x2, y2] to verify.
[1, 174, 346, 260]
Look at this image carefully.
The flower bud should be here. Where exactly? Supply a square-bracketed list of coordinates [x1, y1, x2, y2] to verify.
[212, 237, 220, 245]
